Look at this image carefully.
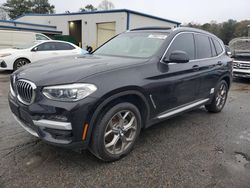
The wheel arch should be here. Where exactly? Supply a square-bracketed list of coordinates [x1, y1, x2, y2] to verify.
[85, 88, 151, 146]
[13, 57, 31, 69]
[220, 74, 232, 88]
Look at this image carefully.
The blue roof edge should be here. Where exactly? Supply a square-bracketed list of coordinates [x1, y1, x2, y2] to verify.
[15, 9, 181, 25]
[0, 19, 57, 28]
[0, 25, 62, 34]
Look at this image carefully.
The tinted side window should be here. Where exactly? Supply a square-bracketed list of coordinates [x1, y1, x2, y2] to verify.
[37, 42, 57, 51]
[56, 42, 75, 50]
[167, 33, 195, 60]
[213, 39, 223, 55]
[209, 38, 217, 57]
[195, 34, 212, 59]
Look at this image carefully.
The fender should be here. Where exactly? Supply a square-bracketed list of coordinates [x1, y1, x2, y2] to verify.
[219, 73, 232, 88]
[85, 90, 151, 146]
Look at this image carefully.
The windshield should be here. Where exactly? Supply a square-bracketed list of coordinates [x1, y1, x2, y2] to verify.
[94, 32, 168, 58]
[13, 42, 39, 49]
[229, 37, 250, 56]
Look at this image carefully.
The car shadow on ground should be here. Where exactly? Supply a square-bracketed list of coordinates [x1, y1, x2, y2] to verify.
[233, 77, 250, 84]
[2, 107, 210, 168]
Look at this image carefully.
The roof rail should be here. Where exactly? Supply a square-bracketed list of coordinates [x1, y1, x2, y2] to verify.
[130, 27, 172, 31]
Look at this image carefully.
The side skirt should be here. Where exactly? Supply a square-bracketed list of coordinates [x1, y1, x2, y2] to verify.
[145, 98, 210, 128]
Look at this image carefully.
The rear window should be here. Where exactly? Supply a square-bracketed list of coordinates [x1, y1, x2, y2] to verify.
[195, 34, 212, 59]
[209, 38, 217, 57]
[213, 39, 223, 55]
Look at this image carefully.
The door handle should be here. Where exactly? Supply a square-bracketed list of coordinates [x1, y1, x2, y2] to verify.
[217, 61, 223, 66]
[192, 65, 199, 71]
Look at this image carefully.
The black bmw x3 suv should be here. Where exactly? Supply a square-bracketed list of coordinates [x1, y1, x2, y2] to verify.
[9, 27, 232, 161]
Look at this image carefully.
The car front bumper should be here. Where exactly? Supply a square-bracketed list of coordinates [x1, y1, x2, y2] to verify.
[233, 69, 250, 78]
[8, 92, 98, 149]
[0, 57, 14, 70]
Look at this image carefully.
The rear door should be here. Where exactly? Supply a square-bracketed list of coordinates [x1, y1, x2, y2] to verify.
[194, 34, 223, 99]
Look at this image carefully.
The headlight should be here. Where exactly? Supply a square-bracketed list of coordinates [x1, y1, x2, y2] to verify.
[10, 83, 16, 97]
[0, 53, 12, 58]
[42, 83, 97, 102]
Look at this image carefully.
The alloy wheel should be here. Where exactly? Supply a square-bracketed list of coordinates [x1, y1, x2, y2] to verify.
[16, 60, 28, 69]
[104, 110, 138, 155]
[216, 83, 227, 109]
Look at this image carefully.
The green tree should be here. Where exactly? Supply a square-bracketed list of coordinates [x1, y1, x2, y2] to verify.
[98, 0, 115, 10]
[234, 20, 250, 37]
[220, 19, 237, 44]
[2, 0, 32, 19]
[31, 0, 55, 14]
[185, 19, 245, 44]
[80, 4, 97, 12]
[2, 0, 54, 19]
[0, 7, 10, 20]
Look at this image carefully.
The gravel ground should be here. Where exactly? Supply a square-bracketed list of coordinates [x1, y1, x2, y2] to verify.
[0, 70, 250, 188]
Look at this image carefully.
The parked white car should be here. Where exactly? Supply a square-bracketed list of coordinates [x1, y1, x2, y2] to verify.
[0, 30, 51, 49]
[0, 40, 88, 71]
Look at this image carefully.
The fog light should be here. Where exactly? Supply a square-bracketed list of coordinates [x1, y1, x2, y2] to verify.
[0, 61, 7, 68]
[46, 115, 68, 122]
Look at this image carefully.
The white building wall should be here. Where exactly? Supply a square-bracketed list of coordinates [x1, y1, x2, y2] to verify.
[128, 13, 178, 29]
[17, 11, 179, 48]
[17, 16, 52, 25]
[17, 12, 127, 48]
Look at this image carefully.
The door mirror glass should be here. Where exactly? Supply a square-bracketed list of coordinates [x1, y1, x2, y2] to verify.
[164, 50, 189, 63]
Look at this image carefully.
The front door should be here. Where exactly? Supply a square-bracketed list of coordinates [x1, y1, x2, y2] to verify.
[32, 42, 60, 62]
[150, 32, 201, 113]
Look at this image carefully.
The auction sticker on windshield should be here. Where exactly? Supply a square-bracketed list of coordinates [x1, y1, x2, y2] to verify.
[148, 34, 168, 40]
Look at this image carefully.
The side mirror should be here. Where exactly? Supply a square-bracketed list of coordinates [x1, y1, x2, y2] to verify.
[164, 50, 189, 63]
[31, 47, 38, 52]
[86, 46, 93, 53]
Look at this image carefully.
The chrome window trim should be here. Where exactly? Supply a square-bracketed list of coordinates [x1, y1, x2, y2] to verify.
[160, 31, 225, 64]
[16, 79, 37, 105]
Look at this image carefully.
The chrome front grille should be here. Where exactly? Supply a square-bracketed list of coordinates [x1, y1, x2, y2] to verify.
[16, 80, 36, 105]
[233, 61, 250, 70]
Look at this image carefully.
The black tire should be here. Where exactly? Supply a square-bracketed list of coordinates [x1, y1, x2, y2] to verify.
[13, 58, 30, 71]
[205, 80, 229, 113]
[90, 102, 142, 162]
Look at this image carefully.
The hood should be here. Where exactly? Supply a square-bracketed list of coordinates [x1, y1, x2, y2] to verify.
[15, 55, 147, 86]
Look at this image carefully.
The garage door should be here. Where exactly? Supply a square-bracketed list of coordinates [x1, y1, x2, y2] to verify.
[97, 22, 116, 47]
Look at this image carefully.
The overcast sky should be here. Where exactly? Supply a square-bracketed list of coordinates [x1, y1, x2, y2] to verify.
[1, 0, 250, 24]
